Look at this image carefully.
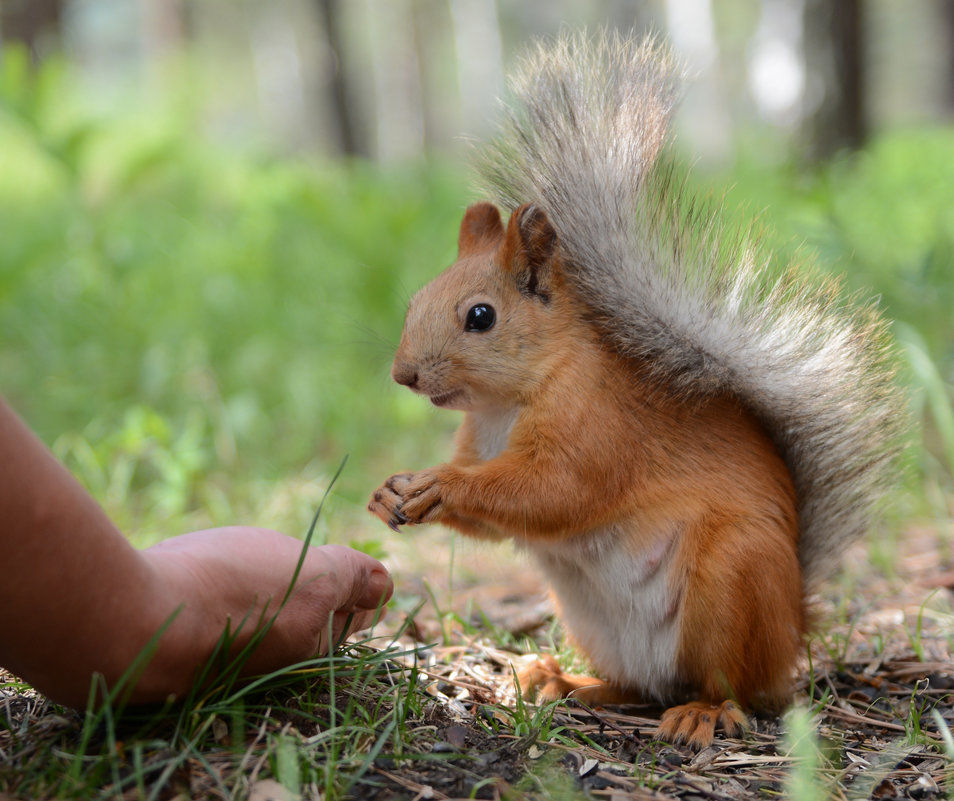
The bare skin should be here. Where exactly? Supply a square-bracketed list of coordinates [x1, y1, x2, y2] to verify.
[0, 396, 392, 708]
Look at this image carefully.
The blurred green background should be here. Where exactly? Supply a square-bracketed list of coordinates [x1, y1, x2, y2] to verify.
[1, 0, 952, 552]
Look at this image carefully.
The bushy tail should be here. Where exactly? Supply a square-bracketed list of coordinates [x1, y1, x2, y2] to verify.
[473, 30, 907, 589]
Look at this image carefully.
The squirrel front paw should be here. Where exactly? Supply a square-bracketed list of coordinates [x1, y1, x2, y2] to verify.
[368, 472, 414, 531]
[395, 468, 446, 524]
[367, 469, 448, 530]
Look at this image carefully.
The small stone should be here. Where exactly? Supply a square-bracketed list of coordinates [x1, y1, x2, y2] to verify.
[212, 717, 229, 745]
[247, 779, 297, 801]
[444, 724, 469, 748]
[579, 758, 599, 777]
[908, 773, 940, 798]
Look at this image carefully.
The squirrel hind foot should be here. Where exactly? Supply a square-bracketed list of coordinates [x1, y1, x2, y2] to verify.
[516, 655, 642, 706]
[655, 700, 749, 749]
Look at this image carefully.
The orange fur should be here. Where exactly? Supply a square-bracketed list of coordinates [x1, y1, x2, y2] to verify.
[369, 203, 804, 747]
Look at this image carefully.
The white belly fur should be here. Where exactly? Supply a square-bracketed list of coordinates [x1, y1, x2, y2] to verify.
[472, 405, 520, 460]
[523, 526, 682, 702]
[470, 407, 683, 700]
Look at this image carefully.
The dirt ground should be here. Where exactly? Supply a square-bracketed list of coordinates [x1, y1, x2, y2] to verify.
[362, 523, 954, 799]
[1, 524, 952, 800]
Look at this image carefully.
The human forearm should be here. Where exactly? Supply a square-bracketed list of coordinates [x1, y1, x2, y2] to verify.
[0, 397, 185, 702]
[0, 398, 392, 707]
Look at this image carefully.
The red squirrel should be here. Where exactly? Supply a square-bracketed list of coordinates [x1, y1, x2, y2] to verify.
[369, 32, 904, 747]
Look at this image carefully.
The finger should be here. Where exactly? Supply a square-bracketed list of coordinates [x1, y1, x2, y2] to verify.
[314, 608, 378, 653]
[314, 545, 393, 612]
[333, 608, 377, 640]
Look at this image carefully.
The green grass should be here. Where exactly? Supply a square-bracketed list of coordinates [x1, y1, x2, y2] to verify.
[1, 637, 427, 799]
[0, 48, 470, 545]
[781, 706, 828, 801]
[3, 48, 952, 539]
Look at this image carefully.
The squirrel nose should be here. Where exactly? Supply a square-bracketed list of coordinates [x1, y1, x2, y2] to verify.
[392, 363, 419, 389]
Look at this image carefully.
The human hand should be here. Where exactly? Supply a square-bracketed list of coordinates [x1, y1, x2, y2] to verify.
[0, 396, 393, 707]
[131, 529, 392, 702]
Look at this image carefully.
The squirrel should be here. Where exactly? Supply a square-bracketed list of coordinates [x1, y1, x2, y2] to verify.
[368, 31, 906, 748]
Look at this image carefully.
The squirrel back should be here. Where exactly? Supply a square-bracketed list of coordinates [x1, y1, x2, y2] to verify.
[472, 30, 906, 591]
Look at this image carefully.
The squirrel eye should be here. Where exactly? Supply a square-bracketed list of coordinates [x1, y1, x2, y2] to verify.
[465, 303, 496, 332]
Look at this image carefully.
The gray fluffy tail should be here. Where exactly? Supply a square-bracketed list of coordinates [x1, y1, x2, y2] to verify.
[473, 30, 907, 589]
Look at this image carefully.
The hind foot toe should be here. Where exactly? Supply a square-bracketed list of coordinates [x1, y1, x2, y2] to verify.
[655, 700, 748, 749]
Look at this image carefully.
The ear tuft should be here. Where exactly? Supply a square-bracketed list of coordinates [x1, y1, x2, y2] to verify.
[458, 203, 504, 257]
[501, 203, 559, 301]
[516, 204, 557, 267]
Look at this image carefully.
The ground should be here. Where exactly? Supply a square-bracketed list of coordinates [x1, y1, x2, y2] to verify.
[1, 524, 952, 800]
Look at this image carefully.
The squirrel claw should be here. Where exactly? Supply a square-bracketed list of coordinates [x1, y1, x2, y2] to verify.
[387, 510, 409, 531]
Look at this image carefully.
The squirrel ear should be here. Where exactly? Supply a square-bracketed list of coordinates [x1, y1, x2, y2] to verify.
[458, 203, 505, 257]
[502, 203, 558, 302]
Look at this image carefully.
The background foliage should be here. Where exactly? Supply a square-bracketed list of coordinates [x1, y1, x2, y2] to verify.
[0, 47, 467, 544]
[1, 43, 952, 551]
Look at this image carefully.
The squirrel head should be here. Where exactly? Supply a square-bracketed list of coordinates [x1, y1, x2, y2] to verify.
[392, 202, 583, 410]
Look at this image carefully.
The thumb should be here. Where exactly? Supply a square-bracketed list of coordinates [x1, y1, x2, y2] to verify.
[314, 544, 393, 612]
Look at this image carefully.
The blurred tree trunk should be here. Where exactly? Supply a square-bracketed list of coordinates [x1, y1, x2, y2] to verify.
[664, 0, 732, 163]
[942, 0, 954, 115]
[411, 0, 455, 153]
[0, 0, 62, 61]
[804, 0, 867, 158]
[316, 0, 363, 156]
[143, 0, 187, 60]
[449, 0, 504, 139]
